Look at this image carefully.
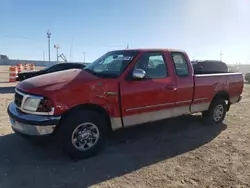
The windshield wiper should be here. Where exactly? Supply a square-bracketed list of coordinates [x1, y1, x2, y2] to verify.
[84, 68, 102, 77]
[84, 68, 119, 78]
[84, 68, 94, 73]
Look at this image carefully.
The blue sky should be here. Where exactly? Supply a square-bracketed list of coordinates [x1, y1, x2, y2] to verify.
[1, 0, 250, 64]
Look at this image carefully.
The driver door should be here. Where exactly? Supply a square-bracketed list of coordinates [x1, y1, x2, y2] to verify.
[120, 51, 177, 127]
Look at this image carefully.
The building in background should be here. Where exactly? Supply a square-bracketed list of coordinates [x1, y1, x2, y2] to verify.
[0, 54, 9, 60]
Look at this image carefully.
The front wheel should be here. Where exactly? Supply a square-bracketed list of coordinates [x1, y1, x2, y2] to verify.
[59, 110, 108, 160]
[202, 99, 226, 124]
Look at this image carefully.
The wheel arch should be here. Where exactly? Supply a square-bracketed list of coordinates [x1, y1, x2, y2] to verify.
[208, 90, 230, 111]
[55, 103, 112, 133]
[202, 91, 228, 123]
[212, 90, 230, 102]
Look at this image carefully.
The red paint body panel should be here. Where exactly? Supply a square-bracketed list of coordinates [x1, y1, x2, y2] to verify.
[120, 77, 176, 116]
[17, 69, 120, 116]
[119, 51, 176, 116]
[194, 73, 244, 102]
[15, 49, 244, 126]
[169, 52, 194, 108]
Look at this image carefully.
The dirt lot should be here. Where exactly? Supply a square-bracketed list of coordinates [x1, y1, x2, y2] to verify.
[0, 66, 249, 188]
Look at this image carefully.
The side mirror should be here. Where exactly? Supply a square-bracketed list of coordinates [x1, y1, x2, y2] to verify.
[132, 69, 146, 79]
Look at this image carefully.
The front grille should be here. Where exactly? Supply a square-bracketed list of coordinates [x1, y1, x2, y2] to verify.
[14, 91, 23, 107]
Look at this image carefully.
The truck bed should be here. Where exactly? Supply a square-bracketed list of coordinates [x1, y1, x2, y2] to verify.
[191, 73, 244, 113]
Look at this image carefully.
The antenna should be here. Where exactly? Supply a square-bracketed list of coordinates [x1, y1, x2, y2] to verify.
[47, 30, 51, 62]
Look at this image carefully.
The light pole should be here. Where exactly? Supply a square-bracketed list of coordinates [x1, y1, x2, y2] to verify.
[54, 44, 60, 62]
[220, 51, 223, 61]
[82, 52, 86, 63]
[47, 30, 51, 62]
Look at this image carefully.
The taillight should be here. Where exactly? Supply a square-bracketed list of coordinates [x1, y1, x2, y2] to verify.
[37, 98, 54, 112]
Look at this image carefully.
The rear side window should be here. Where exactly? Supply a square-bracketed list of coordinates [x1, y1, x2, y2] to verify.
[171, 53, 189, 77]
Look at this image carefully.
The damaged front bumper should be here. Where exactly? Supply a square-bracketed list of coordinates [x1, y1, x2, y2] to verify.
[7, 102, 61, 136]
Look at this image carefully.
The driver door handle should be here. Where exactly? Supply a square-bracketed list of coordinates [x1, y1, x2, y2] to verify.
[165, 85, 177, 91]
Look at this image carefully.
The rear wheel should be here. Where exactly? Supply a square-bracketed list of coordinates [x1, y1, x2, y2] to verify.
[202, 99, 226, 124]
[58, 110, 108, 160]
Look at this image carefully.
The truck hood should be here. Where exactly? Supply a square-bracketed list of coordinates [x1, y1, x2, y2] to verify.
[17, 69, 98, 95]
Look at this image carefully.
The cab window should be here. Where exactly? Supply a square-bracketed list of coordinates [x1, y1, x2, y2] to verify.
[171, 53, 189, 77]
[133, 52, 168, 79]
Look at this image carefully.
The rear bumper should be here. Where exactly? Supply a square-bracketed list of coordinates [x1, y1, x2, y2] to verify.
[7, 102, 61, 136]
[227, 95, 242, 111]
[230, 95, 242, 104]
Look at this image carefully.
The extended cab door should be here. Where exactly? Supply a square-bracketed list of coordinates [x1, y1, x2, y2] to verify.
[119, 51, 177, 127]
[170, 52, 194, 113]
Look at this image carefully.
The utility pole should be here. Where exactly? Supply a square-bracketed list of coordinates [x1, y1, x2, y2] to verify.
[220, 51, 223, 61]
[82, 52, 86, 63]
[47, 30, 51, 62]
[126, 43, 129, 49]
[54, 44, 60, 62]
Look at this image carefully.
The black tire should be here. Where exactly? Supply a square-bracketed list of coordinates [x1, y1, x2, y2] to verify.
[58, 110, 108, 160]
[202, 99, 226, 124]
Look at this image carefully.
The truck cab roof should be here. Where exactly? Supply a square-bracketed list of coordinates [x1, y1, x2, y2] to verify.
[112, 48, 186, 53]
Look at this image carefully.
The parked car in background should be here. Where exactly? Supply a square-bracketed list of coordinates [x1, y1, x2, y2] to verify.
[245, 73, 250, 83]
[192, 60, 228, 74]
[8, 49, 243, 159]
[16, 62, 86, 81]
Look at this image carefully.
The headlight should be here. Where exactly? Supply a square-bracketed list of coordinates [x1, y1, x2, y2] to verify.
[22, 97, 54, 114]
[37, 98, 54, 113]
[23, 98, 41, 111]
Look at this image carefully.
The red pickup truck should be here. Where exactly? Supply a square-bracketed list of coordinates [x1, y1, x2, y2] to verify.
[7, 49, 243, 159]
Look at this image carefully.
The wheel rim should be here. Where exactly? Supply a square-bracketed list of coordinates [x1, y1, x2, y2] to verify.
[71, 122, 100, 151]
[213, 104, 224, 122]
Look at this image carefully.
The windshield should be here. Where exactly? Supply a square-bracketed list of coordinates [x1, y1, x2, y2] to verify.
[84, 50, 139, 78]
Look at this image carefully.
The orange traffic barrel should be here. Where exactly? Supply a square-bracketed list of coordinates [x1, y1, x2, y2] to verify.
[16, 64, 23, 73]
[24, 64, 28, 70]
[30, 64, 35, 71]
[9, 66, 18, 82]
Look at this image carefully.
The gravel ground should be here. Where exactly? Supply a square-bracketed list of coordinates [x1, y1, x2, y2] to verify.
[0, 66, 249, 188]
